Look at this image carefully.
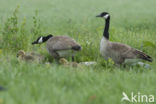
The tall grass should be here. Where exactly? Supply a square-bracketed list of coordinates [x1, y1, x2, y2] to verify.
[1, 6, 28, 51]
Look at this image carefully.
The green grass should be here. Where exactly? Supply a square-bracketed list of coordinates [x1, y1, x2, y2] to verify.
[0, 0, 156, 104]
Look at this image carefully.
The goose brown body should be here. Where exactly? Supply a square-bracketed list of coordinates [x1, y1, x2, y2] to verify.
[46, 36, 81, 59]
[32, 35, 81, 61]
[100, 37, 152, 64]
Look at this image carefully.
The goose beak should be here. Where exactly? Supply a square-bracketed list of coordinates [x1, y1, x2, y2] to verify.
[96, 14, 101, 17]
[32, 41, 38, 45]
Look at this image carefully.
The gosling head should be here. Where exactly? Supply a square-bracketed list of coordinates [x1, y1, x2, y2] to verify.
[96, 12, 110, 19]
[59, 58, 68, 65]
[17, 50, 25, 58]
[32, 34, 53, 45]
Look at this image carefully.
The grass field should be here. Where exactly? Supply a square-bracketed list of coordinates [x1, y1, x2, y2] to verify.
[0, 0, 156, 104]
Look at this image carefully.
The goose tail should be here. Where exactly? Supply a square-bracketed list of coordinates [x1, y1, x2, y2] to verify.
[72, 45, 81, 51]
[135, 50, 153, 62]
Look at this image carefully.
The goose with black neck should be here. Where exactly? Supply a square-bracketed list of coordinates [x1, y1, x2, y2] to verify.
[32, 34, 81, 62]
[96, 12, 153, 64]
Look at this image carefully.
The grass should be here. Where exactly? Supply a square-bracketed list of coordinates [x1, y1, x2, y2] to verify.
[0, 0, 156, 104]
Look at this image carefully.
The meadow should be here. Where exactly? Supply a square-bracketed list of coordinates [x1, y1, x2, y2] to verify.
[0, 0, 156, 104]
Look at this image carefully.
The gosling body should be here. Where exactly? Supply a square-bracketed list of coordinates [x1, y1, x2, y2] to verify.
[17, 50, 44, 63]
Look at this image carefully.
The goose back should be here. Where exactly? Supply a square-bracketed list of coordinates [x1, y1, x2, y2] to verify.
[46, 36, 81, 57]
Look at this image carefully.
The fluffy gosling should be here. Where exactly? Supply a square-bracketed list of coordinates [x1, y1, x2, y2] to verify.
[17, 50, 44, 63]
[59, 58, 79, 68]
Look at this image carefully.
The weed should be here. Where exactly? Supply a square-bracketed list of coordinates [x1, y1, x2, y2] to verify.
[31, 10, 42, 38]
[1, 6, 29, 51]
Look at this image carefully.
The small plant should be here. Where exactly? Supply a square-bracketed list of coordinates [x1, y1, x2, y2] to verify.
[143, 41, 156, 49]
[3, 6, 19, 35]
[2, 6, 19, 51]
[19, 17, 29, 50]
[31, 10, 42, 38]
[2, 6, 29, 51]
[97, 57, 115, 69]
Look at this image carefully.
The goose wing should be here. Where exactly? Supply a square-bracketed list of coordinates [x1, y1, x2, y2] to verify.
[47, 36, 81, 51]
[131, 49, 153, 62]
[110, 42, 153, 62]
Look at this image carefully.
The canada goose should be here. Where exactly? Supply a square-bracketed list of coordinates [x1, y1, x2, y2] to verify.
[17, 50, 44, 62]
[96, 12, 153, 64]
[59, 58, 79, 67]
[32, 34, 81, 61]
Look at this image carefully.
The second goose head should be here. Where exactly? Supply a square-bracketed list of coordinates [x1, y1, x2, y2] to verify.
[32, 34, 53, 44]
[96, 12, 110, 19]
[96, 12, 110, 40]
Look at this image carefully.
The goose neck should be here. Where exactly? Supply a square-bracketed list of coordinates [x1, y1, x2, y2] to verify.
[103, 18, 110, 40]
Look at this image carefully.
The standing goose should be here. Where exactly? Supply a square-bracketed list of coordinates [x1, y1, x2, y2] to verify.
[32, 34, 81, 61]
[96, 12, 153, 64]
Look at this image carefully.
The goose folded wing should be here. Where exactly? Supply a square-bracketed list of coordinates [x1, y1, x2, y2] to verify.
[110, 42, 153, 62]
[110, 42, 137, 58]
[47, 40, 79, 51]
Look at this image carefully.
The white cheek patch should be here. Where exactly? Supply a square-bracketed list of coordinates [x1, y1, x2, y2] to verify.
[104, 14, 109, 19]
[38, 37, 43, 43]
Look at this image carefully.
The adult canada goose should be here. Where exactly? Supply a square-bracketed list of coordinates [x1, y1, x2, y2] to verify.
[17, 50, 44, 62]
[32, 34, 81, 61]
[96, 12, 153, 64]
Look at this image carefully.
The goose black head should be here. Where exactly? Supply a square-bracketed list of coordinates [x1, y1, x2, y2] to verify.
[32, 34, 53, 45]
[96, 12, 110, 19]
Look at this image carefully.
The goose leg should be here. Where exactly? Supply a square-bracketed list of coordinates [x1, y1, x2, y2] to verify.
[72, 56, 75, 62]
[52, 51, 60, 64]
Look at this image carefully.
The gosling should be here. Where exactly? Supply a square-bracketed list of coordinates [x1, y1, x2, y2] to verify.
[59, 58, 79, 68]
[17, 50, 44, 63]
